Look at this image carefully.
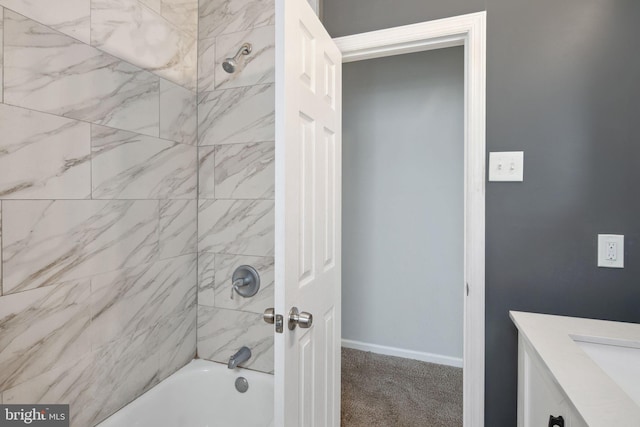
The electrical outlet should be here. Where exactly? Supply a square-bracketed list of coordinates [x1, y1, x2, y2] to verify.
[598, 234, 624, 268]
[606, 242, 617, 261]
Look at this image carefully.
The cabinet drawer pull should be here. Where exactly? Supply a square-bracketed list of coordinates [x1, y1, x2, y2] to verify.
[548, 415, 564, 427]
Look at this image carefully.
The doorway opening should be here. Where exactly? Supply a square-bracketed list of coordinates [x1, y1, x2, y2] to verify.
[340, 46, 465, 426]
[334, 12, 486, 426]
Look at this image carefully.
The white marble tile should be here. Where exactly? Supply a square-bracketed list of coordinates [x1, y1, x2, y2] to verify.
[198, 0, 274, 40]
[2, 200, 159, 294]
[90, 327, 161, 424]
[91, 0, 197, 90]
[89, 312, 196, 426]
[198, 36, 216, 93]
[209, 253, 273, 314]
[197, 305, 273, 373]
[198, 146, 216, 199]
[0, 280, 91, 391]
[160, 79, 197, 145]
[198, 84, 275, 145]
[0, 203, 2, 294]
[89, 309, 194, 425]
[0, 104, 91, 199]
[90, 254, 197, 348]
[214, 141, 275, 199]
[0, 8, 3, 102]
[139, 0, 161, 13]
[197, 252, 216, 307]
[91, 125, 197, 200]
[2, 354, 96, 427]
[0, 0, 91, 44]
[214, 26, 275, 90]
[4, 11, 160, 137]
[158, 199, 197, 259]
[154, 309, 197, 380]
[199, 141, 275, 200]
[2, 307, 195, 427]
[161, 0, 198, 36]
[198, 199, 274, 256]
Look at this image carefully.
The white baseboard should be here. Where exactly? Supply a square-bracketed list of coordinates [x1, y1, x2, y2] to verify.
[341, 339, 463, 368]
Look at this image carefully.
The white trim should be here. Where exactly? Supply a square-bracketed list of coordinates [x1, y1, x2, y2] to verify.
[305, 0, 320, 16]
[342, 339, 464, 368]
[334, 12, 486, 427]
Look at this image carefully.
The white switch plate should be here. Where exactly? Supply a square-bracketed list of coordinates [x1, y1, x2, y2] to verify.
[489, 151, 524, 182]
[597, 234, 624, 268]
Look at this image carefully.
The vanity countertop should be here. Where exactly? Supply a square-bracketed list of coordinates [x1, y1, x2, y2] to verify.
[510, 311, 640, 426]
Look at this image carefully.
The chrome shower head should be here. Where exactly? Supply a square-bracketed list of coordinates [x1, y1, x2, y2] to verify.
[222, 58, 238, 73]
[222, 43, 252, 74]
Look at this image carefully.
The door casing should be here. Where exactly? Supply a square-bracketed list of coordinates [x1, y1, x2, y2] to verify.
[333, 12, 487, 427]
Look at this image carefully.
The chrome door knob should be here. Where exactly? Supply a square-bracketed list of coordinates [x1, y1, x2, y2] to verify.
[288, 307, 313, 330]
[263, 307, 275, 324]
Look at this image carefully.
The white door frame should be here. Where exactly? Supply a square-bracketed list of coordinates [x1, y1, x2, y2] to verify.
[333, 11, 487, 427]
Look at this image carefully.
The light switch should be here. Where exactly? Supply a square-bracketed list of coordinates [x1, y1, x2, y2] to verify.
[598, 234, 624, 268]
[489, 151, 524, 182]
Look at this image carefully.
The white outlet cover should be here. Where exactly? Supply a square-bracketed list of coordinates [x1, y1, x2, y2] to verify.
[598, 234, 624, 268]
[489, 151, 524, 182]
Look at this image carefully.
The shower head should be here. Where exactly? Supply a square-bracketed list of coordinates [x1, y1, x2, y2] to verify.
[222, 43, 252, 74]
[222, 58, 238, 74]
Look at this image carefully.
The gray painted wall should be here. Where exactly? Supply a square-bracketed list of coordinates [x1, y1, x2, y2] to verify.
[342, 48, 464, 360]
[324, 0, 640, 424]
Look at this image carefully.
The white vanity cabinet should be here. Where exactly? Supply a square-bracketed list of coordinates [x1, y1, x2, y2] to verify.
[518, 336, 587, 427]
[511, 311, 640, 427]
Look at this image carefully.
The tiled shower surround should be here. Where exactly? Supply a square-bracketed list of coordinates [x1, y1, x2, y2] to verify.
[196, 0, 276, 373]
[0, 0, 199, 426]
[0, 0, 276, 425]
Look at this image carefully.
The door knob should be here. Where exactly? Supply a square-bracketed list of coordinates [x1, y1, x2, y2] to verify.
[263, 307, 275, 324]
[288, 307, 313, 330]
[264, 308, 284, 333]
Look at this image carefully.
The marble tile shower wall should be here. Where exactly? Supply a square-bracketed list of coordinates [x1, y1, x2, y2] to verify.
[197, 0, 276, 374]
[0, 1, 198, 426]
[0, 0, 198, 89]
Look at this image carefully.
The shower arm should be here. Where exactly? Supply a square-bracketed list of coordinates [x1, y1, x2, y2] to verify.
[232, 43, 252, 61]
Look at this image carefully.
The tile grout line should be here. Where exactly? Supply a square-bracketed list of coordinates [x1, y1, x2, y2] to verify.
[195, 0, 201, 356]
[0, 200, 3, 297]
[0, 251, 198, 299]
[198, 83, 276, 100]
[89, 121, 93, 200]
[0, 8, 2, 298]
[2, 6, 4, 106]
[0, 198, 199, 202]
[200, 21, 276, 42]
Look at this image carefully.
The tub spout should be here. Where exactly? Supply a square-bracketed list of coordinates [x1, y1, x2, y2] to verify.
[228, 346, 252, 369]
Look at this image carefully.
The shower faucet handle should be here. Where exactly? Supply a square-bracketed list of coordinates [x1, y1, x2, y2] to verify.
[230, 265, 260, 300]
[230, 277, 249, 300]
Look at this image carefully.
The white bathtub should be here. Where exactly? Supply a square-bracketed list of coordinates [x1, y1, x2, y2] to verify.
[98, 359, 274, 427]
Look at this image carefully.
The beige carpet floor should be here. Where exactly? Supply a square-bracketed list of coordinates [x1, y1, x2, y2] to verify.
[341, 348, 463, 427]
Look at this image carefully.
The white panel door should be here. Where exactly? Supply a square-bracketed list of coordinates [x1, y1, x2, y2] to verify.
[274, 0, 342, 425]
